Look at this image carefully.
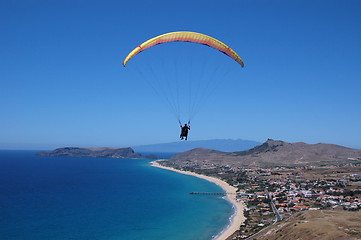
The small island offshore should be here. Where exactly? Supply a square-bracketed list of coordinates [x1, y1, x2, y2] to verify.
[38, 147, 156, 159]
[38, 139, 361, 240]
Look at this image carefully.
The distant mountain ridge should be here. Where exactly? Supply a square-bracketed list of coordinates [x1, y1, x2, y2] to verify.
[38, 147, 146, 159]
[170, 139, 361, 167]
[133, 139, 261, 153]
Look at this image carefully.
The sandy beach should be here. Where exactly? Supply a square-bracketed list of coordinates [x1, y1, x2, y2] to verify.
[151, 160, 246, 240]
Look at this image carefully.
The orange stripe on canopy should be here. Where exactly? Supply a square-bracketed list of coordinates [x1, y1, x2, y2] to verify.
[123, 31, 244, 67]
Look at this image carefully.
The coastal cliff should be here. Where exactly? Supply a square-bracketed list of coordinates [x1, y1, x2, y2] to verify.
[38, 147, 147, 159]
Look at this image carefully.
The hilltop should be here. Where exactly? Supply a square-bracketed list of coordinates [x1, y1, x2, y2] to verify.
[169, 139, 361, 167]
[37, 147, 149, 159]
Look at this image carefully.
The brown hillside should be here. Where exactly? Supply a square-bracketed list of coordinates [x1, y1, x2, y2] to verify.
[170, 139, 361, 167]
[247, 209, 361, 240]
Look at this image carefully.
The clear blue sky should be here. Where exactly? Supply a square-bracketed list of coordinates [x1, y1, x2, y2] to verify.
[1, 0, 361, 149]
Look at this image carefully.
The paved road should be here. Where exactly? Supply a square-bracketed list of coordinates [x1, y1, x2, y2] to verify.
[265, 188, 283, 222]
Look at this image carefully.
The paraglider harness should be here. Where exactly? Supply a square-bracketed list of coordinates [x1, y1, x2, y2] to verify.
[179, 120, 191, 140]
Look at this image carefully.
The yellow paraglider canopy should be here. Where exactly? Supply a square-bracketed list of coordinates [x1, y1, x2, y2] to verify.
[123, 31, 244, 67]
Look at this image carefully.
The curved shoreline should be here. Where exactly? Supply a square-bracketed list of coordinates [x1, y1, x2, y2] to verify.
[151, 160, 245, 240]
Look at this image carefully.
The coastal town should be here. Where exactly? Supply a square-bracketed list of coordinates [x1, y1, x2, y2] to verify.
[232, 166, 361, 238]
[159, 157, 361, 239]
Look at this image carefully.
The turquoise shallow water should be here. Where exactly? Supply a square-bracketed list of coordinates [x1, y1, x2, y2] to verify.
[0, 150, 233, 240]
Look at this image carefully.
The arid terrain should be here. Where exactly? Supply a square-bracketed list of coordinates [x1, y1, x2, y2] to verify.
[170, 139, 361, 167]
[246, 209, 361, 240]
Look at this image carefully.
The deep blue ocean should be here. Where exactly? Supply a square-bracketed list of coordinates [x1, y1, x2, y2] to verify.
[0, 150, 233, 240]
